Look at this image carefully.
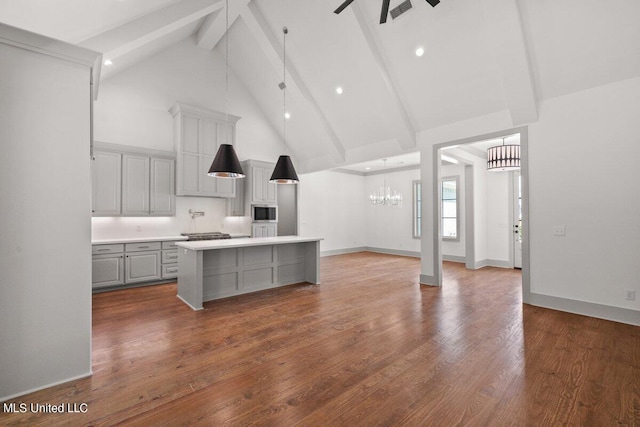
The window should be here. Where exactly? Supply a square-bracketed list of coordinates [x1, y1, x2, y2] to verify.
[441, 177, 459, 240]
[413, 180, 421, 238]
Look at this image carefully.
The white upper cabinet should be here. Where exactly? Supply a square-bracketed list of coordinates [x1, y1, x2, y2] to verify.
[245, 160, 277, 205]
[92, 142, 176, 217]
[170, 102, 239, 198]
[150, 157, 175, 215]
[122, 154, 150, 215]
[92, 150, 122, 216]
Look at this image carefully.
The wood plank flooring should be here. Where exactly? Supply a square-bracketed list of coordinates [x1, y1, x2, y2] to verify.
[1, 252, 639, 426]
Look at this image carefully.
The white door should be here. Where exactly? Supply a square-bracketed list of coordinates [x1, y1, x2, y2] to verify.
[513, 171, 522, 269]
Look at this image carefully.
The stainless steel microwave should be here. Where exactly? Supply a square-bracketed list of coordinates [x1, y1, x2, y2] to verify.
[251, 204, 277, 223]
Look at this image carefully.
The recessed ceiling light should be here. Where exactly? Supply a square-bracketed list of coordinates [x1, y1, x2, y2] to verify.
[104, 59, 113, 66]
[364, 167, 371, 170]
[336, 86, 343, 95]
[415, 47, 425, 57]
[284, 112, 291, 119]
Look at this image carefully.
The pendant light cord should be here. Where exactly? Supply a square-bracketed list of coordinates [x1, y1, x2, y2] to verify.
[224, 0, 229, 145]
[282, 27, 287, 154]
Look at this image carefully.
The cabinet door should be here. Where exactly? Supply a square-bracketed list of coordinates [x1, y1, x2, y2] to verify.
[266, 224, 277, 237]
[265, 178, 277, 204]
[150, 158, 175, 215]
[125, 251, 161, 283]
[252, 167, 266, 202]
[122, 154, 150, 215]
[92, 151, 121, 216]
[252, 224, 264, 238]
[92, 254, 124, 288]
[226, 176, 245, 216]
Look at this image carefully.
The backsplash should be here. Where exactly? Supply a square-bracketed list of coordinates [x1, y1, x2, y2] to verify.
[91, 197, 251, 240]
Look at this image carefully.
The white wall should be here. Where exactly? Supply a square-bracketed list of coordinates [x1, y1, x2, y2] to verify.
[92, 37, 282, 239]
[0, 30, 95, 400]
[298, 170, 367, 253]
[528, 76, 640, 312]
[419, 77, 640, 321]
[365, 168, 421, 254]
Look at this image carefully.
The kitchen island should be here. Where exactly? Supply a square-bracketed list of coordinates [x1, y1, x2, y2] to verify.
[175, 236, 323, 310]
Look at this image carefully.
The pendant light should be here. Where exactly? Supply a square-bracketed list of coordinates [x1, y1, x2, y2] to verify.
[208, 0, 244, 178]
[487, 138, 520, 172]
[270, 27, 299, 184]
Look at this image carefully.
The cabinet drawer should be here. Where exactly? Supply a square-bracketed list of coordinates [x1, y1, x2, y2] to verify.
[162, 241, 181, 249]
[125, 242, 161, 252]
[162, 250, 179, 264]
[162, 264, 179, 279]
[92, 244, 124, 255]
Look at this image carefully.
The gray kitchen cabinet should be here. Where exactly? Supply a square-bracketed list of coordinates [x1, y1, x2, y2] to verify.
[92, 245, 125, 288]
[92, 150, 122, 216]
[150, 158, 176, 215]
[122, 154, 150, 215]
[226, 174, 245, 216]
[170, 102, 239, 198]
[92, 142, 175, 217]
[125, 251, 161, 284]
[243, 160, 277, 205]
[92, 240, 181, 289]
[252, 224, 277, 238]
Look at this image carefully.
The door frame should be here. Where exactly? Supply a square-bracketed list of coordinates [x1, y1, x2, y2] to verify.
[431, 126, 531, 302]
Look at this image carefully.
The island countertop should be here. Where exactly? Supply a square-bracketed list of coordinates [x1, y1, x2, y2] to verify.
[175, 236, 323, 251]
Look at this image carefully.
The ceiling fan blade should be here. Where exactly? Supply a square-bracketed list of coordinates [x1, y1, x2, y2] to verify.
[425, 0, 440, 7]
[380, 0, 391, 23]
[334, 0, 356, 14]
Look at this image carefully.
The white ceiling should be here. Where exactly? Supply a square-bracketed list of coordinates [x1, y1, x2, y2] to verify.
[1, 0, 639, 173]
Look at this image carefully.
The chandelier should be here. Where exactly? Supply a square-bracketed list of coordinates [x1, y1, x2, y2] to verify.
[369, 159, 402, 207]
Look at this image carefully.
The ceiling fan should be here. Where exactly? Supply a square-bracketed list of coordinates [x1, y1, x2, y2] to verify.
[334, 0, 440, 24]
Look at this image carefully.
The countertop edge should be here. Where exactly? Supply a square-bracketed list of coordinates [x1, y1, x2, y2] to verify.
[92, 236, 189, 245]
[175, 236, 323, 251]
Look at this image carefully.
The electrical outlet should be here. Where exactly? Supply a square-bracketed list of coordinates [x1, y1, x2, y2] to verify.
[625, 289, 636, 301]
[553, 225, 566, 236]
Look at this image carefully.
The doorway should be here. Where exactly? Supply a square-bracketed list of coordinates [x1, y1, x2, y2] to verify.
[513, 171, 522, 269]
[429, 126, 529, 298]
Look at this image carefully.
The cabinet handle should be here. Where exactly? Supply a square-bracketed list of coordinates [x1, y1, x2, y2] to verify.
[138, 245, 150, 249]
[97, 249, 110, 252]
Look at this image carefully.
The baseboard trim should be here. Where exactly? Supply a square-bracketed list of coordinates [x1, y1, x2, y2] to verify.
[366, 247, 420, 258]
[474, 259, 512, 269]
[321, 247, 368, 257]
[527, 292, 640, 327]
[321, 247, 420, 258]
[420, 274, 440, 287]
[442, 255, 466, 263]
[176, 294, 202, 311]
[1, 371, 92, 403]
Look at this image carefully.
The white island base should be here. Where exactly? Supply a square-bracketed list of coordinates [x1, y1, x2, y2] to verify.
[175, 236, 323, 310]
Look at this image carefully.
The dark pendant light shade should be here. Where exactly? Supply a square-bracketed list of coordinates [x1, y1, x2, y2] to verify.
[270, 155, 299, 184]
[208, 144, 245, 178]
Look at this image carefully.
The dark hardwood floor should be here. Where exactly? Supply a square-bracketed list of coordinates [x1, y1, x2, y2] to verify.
[2, 252, 639, 426]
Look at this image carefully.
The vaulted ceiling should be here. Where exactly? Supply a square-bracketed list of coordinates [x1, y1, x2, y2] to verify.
[1, 0, 639, 173]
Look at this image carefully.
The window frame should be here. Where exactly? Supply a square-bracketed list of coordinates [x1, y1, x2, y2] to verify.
[412, 180, 421, 239]
[441, 176, 460, 242]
